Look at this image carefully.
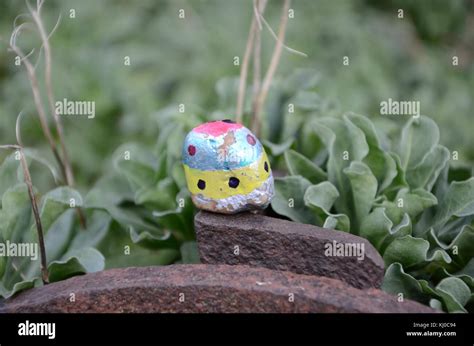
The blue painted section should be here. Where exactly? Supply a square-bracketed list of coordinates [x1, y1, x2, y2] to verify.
[182, 126, 263, 171]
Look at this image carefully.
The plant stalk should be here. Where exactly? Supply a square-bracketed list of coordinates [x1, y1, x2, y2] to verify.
[252, 0, 291, 137]
[236, 0, 268, 123]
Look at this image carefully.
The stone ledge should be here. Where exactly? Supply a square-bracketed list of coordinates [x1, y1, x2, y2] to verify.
[195, 211, 384, 289]
[0, 265, 435, 313]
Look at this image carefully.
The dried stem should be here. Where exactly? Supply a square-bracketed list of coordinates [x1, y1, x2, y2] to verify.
[251, 35, 262, 116]
[19, 147, 49, 284]
[15, 112, 49, 283]
[236, 14, 256, 123]
[29, 2, 73, 186]
[10, 2, 86, 228]
[252, 0, 291, 137]
[251, 0, 265, 118]
[0, 145, 22, 150]
[0, 142, 49, 284]
[253, 0, 263, 30]
[9, 24, 66, 180]
[258, 10, 307, 58]
[236, 0, 268, 123]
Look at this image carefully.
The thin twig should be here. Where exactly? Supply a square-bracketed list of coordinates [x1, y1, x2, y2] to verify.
[251, 33, 262, 116]
[9, 24, 67, 182]
[18, 149, 49, 284]
[236, 0, 268, 123]
[251, 0, 266, 118]
[11, 2, 87, 228]
[236, 13, 257, 123]
[259, 11, 307, 57]
[0, 145, 21, 150]
[0, 114, 49, 284]
[252, 0, 291, 136]
[30, 5, 87, 228]
[30, 7, 72, 185]
[253, 0, 263, 30]
[15, 110, 25, 148]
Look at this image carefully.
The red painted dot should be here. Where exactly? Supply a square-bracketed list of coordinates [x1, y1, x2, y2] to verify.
[188, 145, 196, 156]
[247, 134, 256, 146]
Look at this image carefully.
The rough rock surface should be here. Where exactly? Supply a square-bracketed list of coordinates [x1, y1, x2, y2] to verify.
[0, 265, 435, 313]
[195, 211, 384, 289]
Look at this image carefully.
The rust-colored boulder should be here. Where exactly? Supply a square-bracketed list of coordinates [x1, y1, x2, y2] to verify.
[0, 265, 435, 313]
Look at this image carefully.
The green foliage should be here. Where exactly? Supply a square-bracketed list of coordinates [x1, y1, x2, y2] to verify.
[0, 0, 472, 313]
[0, 134, 197, 298]
[271, 114, 474, 313]
[0, 167, 109, 298]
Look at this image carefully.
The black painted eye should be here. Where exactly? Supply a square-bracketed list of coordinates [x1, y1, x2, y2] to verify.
[264, 161, 269, 172]
[228, 177, 240, 188]
[197, 179, 206, 190]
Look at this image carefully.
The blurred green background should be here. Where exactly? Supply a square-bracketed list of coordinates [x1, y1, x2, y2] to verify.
[0, 0, 473, 310]
[0, 0, 473, 191]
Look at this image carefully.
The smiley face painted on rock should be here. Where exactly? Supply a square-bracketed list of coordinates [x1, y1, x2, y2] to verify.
[182, 119, 274, 214]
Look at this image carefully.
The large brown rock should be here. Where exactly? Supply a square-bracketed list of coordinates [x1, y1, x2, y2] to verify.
[195, 211, 384, 289]
[0, 265, 435, 313]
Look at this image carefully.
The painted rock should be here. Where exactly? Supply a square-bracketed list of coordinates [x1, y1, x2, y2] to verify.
[182, 119, 274, 214]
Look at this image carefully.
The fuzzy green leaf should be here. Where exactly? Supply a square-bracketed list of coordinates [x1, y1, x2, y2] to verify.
[38, 187, 83, 234]
[0, 184, 31, 241]
[398, 116, 440, 171]
[303, 182, 350, 231]
[406, 145, 450, 190]
[48, 247, 105, 283]
[291, 91, 323, 111]
[313, 117, 369, 218]
[114, 143, 157, 190]
[261, 138, 295, 157]
[0, 279, 38, 299]
[271, 176, 315, 224]
[360, 208, 411, 253]
[345, 113, 397, 192]
[380, 188, 437, 225]
[382, 263, 428, 302]
[304, 182, 339, 213]
[0, 154, 22, 197]
[343, 161, 378, 232]
[432, 178, 474, 229]
[284, 149, 327, 184]
[435, 277, 470, 313]
[383, 235, 430, 269]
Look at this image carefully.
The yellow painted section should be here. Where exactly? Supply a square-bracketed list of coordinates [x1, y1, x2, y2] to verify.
[184, 151, 271, 199]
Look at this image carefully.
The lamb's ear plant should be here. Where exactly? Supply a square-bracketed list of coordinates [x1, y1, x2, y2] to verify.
[85, 110, 206, 265]
[1, 1, 229, 300]
[271, 113, 474, 313]
[0, 110, 199, 300]
[0, 174, 110, 298]
[0, 2, 112, 299]
[0, 114, 108, 298]
[0, 137, 183, 298]
[0, 141, 48, 286]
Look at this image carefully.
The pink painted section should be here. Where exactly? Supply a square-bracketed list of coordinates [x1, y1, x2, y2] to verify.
[193, 121, 243, 137]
